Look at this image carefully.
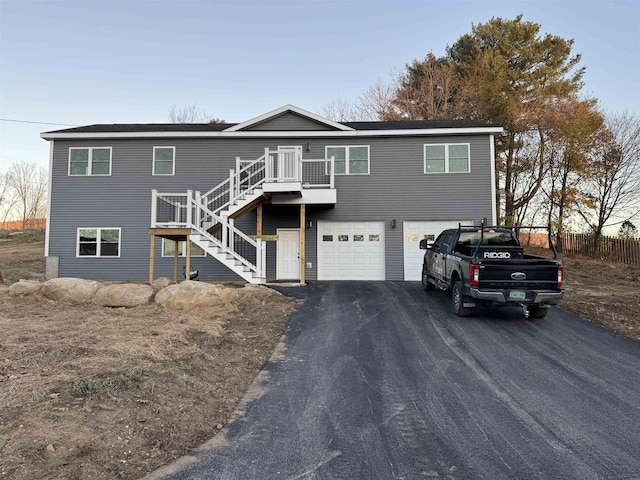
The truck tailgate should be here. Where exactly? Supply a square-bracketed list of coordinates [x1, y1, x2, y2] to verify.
[478, 261, 560, 290]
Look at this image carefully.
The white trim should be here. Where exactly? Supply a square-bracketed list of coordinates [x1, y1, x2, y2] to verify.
[490, 134, 498, 224]
[224, 104, 354, 132]
[271, 189, 337, 204]
[152, 146, 176, 176]
[68, 146, 112, 176]
[325, 145, 370, 175]
[161, 238, 206, 257]
[42, 126, 503, 140]
[44, 141, 53, 257]
[278, 145, 303, 154]
[276, 228, 300, 280]
[76, 227, 121, 258]
[423, 143, 471, 174]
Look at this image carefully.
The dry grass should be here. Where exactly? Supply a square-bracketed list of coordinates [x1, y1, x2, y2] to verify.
[0, 288, 298, 479]
[0, 239, 298, 479]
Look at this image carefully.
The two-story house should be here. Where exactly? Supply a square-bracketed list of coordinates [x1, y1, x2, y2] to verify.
[40, 105, 502, 284]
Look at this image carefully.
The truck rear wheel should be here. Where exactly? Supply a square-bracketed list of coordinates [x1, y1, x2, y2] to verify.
[452, 281, 471, 317]
[422, 265, 434, 291]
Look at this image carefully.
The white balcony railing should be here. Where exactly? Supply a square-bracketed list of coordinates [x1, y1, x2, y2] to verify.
[150, 148, 336, 281]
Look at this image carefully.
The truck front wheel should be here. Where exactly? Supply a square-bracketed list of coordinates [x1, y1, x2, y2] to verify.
[422, 265, 434, 291]
[452, 281, 471, 317]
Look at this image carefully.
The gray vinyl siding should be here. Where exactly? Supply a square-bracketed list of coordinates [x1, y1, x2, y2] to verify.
[48, 133, 493, 282]
[261, 135, 493, 281]
[245, 112, 337, 131]
[48, 138, 261, 281]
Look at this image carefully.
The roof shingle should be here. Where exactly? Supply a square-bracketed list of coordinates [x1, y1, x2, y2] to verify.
[43, 118, 498, 135]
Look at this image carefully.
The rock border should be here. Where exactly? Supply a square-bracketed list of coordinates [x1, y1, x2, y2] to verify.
[6, 277, 281, 310]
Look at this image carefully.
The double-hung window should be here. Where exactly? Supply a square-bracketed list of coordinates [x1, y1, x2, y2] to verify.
[69, 147, 112, 176]
[77, 228, 121, 257]
[424, 144, 470, 174]
[325, 146, 370, 175]
[153, 146, 175, 175]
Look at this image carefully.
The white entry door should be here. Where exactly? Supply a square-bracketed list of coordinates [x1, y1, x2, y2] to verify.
[277, 229, 300, 280]
[317, 221, 385, 280]
[403, 220, 471, 281]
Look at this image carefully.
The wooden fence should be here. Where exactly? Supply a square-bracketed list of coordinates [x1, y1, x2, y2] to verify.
[560, 233, 640, 265]
[0, 218, 46, 230]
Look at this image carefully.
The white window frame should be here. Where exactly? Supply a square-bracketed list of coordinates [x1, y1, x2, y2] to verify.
[68, 147, 112, 176]
[424, 143, 471, 174]
[153, 146, 176, 176]
[161, 238, 206, 257]
[325, 145, 370, 175]
[76, 227, 121, 258]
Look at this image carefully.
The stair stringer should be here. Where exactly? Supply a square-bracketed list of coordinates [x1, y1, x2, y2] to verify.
[189, 230, 265, 284]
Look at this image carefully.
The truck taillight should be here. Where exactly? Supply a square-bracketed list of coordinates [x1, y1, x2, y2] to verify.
[470, 264, 480, 287]
[557, 265, 563, 288]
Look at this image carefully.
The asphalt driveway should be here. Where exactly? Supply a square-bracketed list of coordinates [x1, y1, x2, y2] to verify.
[150, 282, 640, 480]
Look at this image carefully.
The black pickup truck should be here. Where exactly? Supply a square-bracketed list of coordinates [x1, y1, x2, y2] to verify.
[420, 225, 564, 318]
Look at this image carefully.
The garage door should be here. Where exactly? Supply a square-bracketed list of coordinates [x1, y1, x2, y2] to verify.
[403, 220, 471, 281]
[318, 221, 385, 280]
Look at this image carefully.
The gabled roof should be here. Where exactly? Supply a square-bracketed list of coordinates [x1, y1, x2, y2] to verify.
[41, 105, 503, 139]
[223, 104, 354, 132]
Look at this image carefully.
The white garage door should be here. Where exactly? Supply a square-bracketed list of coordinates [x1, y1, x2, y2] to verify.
[318, 221, 385, 280]
[403, 220, 471, 281]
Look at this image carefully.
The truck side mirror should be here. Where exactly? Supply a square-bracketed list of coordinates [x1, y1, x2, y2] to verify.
[419, 239, 430, 250]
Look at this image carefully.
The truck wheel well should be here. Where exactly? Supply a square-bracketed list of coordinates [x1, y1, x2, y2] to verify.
[450, 271, 460, 286]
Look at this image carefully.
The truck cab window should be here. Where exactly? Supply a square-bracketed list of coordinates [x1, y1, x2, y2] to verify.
[432, 234, 446, 252]
[441, 233, 454, 252]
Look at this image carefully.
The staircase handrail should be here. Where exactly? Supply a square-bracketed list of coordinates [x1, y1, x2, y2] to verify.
[201, 153, 267, 210]
[191, 198, 259, 273]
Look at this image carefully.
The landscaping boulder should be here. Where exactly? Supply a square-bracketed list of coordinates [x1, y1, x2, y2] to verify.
[237, 284, 282, 299]
[155, 281, 235, 312]
[152, 277, 174, 290]
[42, 278, 103, 304]
[93, 283, 155, 308]
[8, 279, 43, 296]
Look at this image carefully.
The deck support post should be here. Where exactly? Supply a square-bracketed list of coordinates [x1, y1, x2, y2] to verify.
[257, 203, 263, 237]
[300, 204, 305, 284]
[149, 234, 155, 284]
[173, 240, 179, 283]
[185, 233, 191, 281]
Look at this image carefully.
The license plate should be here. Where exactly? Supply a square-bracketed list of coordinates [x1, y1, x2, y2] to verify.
[509, 290, 526, 300]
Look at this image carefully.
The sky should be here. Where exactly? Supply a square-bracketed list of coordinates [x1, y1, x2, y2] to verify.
[1, 0, 639, 171]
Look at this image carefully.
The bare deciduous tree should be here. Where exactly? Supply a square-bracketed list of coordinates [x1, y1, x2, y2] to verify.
[537, 98, 606, 248]
[391, 53, 471, 120]
[577, 112, 640, 247]
[168, 103, 222, 123]
[321, 79, 399, 122]
[320, 97, 360, 122]
[0, 172, 18, 224]
[357, 79, 400, 121]
[5, 162, 48, 229]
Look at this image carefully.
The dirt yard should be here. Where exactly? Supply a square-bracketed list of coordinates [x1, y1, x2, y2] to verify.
[0, 240, 298, 479]
[0, 238, 638, 479]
